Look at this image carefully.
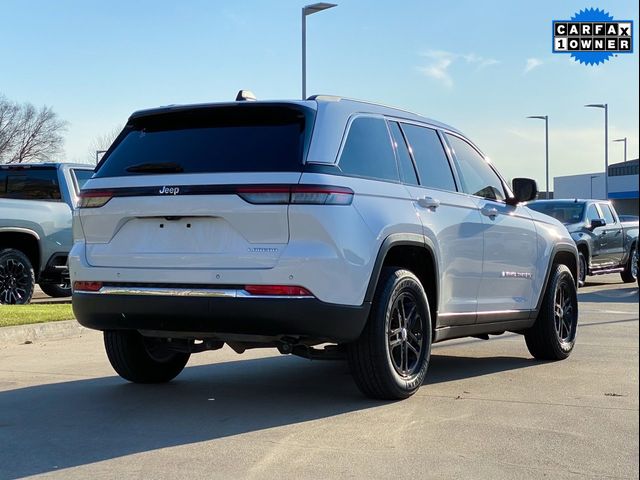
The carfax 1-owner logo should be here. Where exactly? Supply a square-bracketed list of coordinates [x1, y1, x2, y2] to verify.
[553, 8, 633, 65]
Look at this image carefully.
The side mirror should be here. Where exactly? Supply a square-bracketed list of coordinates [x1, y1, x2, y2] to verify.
[511, 178, 538, 203]
[590, 218, 606, 229]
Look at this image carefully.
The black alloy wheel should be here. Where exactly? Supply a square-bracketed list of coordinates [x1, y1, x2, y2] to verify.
[387, 292, 425, 377]
[0, 249, 35, 305]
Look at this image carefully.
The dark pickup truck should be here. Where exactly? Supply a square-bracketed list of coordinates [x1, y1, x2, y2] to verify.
[527, 199, 638, 286]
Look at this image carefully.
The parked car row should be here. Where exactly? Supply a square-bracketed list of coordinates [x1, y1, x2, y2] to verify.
[1, 95, 636, 401]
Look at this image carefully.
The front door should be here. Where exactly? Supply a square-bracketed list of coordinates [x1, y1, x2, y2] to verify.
[444, 133, 537, 320]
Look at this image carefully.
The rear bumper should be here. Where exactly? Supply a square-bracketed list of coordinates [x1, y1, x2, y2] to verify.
[72, 292, 370, 343]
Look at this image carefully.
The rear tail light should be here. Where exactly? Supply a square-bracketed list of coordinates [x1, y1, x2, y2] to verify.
[78, 190, 113, 208]
[244, 285, 313, 297]
[73, 281, 103, 292]
[236, 186, 291, 204]
[237, 185, 353, 205]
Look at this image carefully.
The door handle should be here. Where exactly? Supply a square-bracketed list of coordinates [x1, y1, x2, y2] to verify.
[481, 206, 499, 218]
[417, 196, 440, 209]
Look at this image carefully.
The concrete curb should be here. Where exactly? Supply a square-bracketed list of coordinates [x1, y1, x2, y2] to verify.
[0, 320, 86, 347]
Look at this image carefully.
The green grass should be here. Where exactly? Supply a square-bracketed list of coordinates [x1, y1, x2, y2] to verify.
[0, 304, 75, 328]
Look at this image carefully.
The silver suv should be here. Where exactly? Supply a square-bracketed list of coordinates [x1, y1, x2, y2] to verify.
[70, 95, 579, 399]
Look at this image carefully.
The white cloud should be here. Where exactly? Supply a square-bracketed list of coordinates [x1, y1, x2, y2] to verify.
[418, 50, 499, 88]
[524, 58, 543, 74]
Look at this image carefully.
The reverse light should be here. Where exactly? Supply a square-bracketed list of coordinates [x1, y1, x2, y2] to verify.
[78, 190, 113, 208]
[244, 285, 313, 297]
[237, 185, 353, 205]
[73, 281, 103, 292]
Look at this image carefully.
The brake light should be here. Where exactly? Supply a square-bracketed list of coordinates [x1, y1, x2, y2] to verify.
[78, 190, 113, 208]
[244, 285, 313, 296]
[73, 281, 103, 292]
[236, 185, 353, 205]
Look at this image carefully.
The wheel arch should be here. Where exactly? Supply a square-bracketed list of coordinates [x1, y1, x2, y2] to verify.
[0, 228, 42, 278]
[364, 234, 439, 331]
[534, 244, 578, 313]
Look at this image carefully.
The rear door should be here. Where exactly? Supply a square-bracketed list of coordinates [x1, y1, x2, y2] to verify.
[391, 121, 484, 325]
[444, 133, 538, 317]
[78, 104, 314, 270]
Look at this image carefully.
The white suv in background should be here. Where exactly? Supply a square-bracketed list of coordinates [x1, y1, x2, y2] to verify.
[70, 95, 579, 400]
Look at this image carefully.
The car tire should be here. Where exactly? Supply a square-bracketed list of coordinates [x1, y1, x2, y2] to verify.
[39, 282, 72, 298]
[104, 330, 190, 383]
[577, 252, 587, 288]
[620, 245, 638, 284]
[0, 248, 35, 305]
[347, 267, 432, 400]
[525, 264, 578, 360]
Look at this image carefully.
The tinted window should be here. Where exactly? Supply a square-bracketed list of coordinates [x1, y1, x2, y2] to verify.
[446, 134, 505, 201]
[72, 169, 93, 191]
[586, 204, 601, 222]
[339, 117, 398, 182]
[527, 202, 585, 224]
[0, 169, 61, 200]
[402, 124, 456, 192]
[599, 204, 616, 224]
[388, 121, 418, 185]
[95, 106, 314, 178]
[0, 172, 6, 194]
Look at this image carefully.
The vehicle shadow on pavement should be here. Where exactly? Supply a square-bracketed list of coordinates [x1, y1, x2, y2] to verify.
[579, 285, 639, 304]
[0, 352, 533, 479]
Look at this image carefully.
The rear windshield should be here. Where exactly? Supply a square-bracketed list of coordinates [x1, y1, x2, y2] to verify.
[94, 105, 314, 178]
[528, 202, 585, 224]
[0, 168, 62, 201]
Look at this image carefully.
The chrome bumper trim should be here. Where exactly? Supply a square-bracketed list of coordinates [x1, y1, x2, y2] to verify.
[80, 286, 312, 299]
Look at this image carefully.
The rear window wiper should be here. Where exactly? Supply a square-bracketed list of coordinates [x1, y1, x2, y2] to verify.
[125, 162, 184, 173]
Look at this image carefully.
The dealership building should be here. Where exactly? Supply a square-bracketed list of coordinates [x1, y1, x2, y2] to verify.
[553, 158, 639, 216]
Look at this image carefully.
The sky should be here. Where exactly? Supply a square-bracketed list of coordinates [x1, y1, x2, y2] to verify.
[1, 0, 638, 190]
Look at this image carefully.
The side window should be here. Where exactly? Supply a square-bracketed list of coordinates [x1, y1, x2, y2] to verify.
[338, 117, 399, 182]
[0, 172, 6, 194]
[2, 169, 61, 200]
[599, 204, 616, 224]
[586, 204, 601, 222]
[446, 134, 505, 201]
[402, 124, 456, 192]
[72, 169, 94, 192]
[387, 121, 418, 185]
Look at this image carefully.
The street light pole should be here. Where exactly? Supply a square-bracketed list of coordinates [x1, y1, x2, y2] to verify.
[302, 3, 337, 100]
[585, 103, 609, 199]
[613, 137, 627, 163]
[527, 115, 549, 198]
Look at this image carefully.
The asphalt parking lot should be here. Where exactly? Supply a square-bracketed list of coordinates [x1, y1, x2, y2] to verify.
[0, 274, 637, 479]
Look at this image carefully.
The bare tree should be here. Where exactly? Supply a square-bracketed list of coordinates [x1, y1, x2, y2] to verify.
[0, 94, 68, 164]
[87, 126, 122, 164]
[0, 96, 21, 162]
